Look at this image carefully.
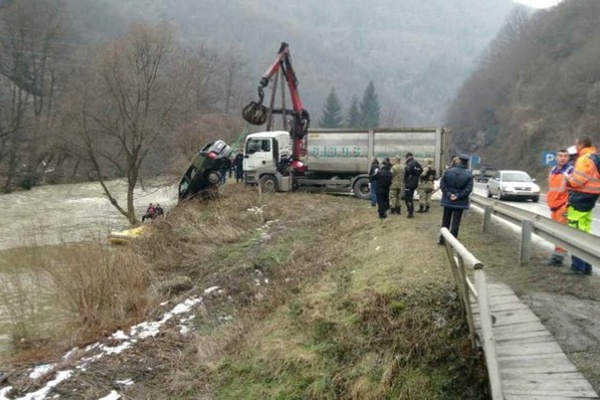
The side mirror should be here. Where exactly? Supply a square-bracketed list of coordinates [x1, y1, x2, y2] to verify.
[244, 155, 249, 159]
[532, 178, 537, 182]
[494, 177, 500, 181]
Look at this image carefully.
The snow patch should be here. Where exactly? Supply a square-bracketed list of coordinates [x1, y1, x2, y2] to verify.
[0, 296, 204, 399]
[29, 364, 55, 380]
[204, 286, 220, 294]
[97, 390, 121, 400]
[111, 330, 129, 340]
[114, 379, 133, 386]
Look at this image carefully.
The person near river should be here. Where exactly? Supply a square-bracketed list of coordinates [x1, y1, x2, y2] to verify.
[142, 203, 155, 222]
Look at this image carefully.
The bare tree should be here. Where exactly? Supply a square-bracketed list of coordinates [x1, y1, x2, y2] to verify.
[0, 0, 66, 190]
[73, 23, 191, 224]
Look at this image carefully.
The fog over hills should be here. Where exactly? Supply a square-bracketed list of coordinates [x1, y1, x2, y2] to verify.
[73, 0, 516, 125]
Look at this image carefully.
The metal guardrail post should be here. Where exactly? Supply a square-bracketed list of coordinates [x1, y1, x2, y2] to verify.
[520, 219, 533, 265]
[471, 193, 600, 268]
[483, 204, 493, 233]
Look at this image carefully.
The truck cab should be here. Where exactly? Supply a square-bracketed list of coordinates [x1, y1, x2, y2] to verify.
[243, 131, 292, 185]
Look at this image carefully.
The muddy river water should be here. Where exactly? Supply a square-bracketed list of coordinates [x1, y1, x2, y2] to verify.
[0, 179, 178, 356]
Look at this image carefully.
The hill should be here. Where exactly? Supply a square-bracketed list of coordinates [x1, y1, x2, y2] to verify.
[446, 0, 600, 175]
[94, 0, 515, 125]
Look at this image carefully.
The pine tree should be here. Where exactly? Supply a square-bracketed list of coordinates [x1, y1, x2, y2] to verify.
[346, 95, 360, 128]
[359, 81, 380, 128]
[319, 88, 343, 128]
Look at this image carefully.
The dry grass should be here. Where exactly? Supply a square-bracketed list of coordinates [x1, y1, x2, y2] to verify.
[2, 189, 489, 399]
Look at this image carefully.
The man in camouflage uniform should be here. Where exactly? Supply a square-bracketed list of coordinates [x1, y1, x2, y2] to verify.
[417, 159, 436, 213]
[389, 156, 405, 215]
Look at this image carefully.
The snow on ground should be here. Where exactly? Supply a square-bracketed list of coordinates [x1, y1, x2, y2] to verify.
[0, 296, 205, 400]
[0, 205, 279, 400]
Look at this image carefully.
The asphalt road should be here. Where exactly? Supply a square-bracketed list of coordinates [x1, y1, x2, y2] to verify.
[473, 182, 600, 237]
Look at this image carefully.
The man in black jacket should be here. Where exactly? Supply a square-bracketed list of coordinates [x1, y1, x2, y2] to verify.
[369, 158, 380, 207]
[373, 160, 392, 219]
[404, 152, 422, 218]
[234, 150, 244, 183]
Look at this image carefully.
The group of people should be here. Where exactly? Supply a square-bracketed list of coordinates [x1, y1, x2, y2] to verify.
[220, 150, 245, 184]
[545, 136, 599, 276]
[368, 151, 476, 245]
[142, 203, 165, 222]
[368, 135, 599, 276]
[369, 152, 440, 220]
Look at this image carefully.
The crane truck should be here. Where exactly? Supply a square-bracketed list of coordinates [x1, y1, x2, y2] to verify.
[242, 43, 450, 199]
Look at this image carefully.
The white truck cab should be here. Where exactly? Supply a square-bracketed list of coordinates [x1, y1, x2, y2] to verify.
[243, 131, 291, 185]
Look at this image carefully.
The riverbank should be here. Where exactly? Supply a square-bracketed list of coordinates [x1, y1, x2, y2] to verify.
[0, 187, 487, 399]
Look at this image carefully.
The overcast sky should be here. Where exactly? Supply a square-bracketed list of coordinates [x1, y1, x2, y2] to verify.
[514, 0, 563, 8]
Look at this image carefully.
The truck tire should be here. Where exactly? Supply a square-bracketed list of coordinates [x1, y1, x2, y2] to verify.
[353, 177, 370, 200]
[259, 175, 278, 194]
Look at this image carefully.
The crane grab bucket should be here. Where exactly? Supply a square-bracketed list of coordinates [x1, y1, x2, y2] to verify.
[242, 101, 268, 125]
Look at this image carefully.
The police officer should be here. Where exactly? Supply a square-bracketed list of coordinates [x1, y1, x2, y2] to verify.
[373, 160, 393, 219]
[418, 159, 436, 213]
[389, 156, 405, 215]
[438, 154, 473, 244]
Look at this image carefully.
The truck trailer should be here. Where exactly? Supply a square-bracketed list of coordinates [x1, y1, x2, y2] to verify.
[243, 127, 450, 199]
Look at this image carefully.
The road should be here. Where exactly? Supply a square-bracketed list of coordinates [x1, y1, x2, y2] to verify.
[473, 182, 600, 236]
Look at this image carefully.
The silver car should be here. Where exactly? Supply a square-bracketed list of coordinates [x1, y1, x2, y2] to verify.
[487, 170, 540, 202]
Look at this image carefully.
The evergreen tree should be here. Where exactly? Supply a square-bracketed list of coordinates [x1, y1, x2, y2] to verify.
[346, 95, 360, 128]
[319, 88, 344, 128]
[359, 81, 380, 128]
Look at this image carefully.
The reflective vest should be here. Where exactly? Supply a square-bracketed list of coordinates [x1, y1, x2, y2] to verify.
[547, 163, 573, 210]
[567, 146, 600, 194]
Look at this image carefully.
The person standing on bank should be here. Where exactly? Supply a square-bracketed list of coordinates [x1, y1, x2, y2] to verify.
[404, 152, 422, 218]
[565, 136, 600, 275]
[544, 149, 574, 266]
[418, 159, 436, 213]
[234, 150, 244, 183]
[373, 160, 392, 219]
[369, 158, 380, 207]
[389, 156, 405, 215]
[438, 154, 473, 244]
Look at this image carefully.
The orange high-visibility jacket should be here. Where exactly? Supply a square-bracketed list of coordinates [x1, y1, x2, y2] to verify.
[567, 146, 600, 194]
[547, 163, 573, 210]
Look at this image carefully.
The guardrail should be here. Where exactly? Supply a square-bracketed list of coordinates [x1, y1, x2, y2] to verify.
[440, 227, 502, 400]
[471, 194, 600, 267]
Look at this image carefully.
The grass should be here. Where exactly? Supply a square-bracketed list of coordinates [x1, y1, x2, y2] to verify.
[2, 187, 489, 399]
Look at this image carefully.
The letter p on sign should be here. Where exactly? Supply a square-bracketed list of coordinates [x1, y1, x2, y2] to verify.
[542, 151, 556, 167]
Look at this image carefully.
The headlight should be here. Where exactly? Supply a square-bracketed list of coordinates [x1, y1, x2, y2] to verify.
[502, 185, 514, 192]
[532, 184, 540, 193]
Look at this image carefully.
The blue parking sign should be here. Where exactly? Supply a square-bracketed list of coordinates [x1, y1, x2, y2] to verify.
[471, 155, 481, 165]
[542, 151, 556, 167]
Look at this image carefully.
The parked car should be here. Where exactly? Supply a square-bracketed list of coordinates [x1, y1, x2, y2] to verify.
[486, 170, 540, 202]
[178, 140, 232, 200]
[474, 166, 497, 182]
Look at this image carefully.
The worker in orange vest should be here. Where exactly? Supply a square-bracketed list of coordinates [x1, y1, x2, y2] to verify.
[565, 136, 600, 275]
[544, 149, 574, 266]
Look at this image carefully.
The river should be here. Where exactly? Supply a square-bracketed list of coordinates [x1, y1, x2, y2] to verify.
[0, 179, 178, 357]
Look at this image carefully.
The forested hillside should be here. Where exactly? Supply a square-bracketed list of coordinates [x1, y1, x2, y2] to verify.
[446, 0, 600, 175]
[0, 0, 515, 192]
[99, 0, 514, 125]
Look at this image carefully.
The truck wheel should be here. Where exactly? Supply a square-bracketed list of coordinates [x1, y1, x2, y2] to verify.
[353, 177, 370, 200]
[259, 175, 278, 194]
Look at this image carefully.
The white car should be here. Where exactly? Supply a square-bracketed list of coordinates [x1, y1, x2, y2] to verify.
[486, 170, 540, 202]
